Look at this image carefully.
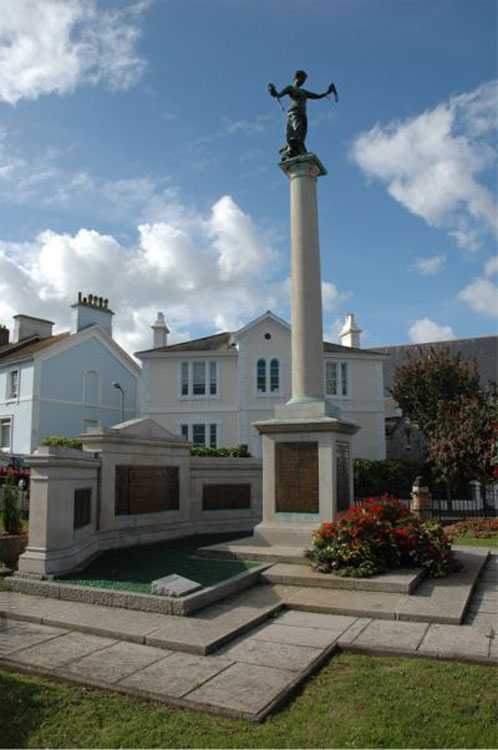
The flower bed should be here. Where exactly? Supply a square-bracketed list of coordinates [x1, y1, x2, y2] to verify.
[306, 495, 460, 578]
[444, 517, 498, 539]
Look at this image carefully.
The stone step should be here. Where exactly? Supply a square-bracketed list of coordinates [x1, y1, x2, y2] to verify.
[261, 563, 425, 594]
[197, 538, 310, 566]
[269, 548, 489, 625]
[0, 584, 284, 656]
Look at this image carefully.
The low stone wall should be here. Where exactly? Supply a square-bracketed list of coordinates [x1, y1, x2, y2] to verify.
[18, 419, 262, 578]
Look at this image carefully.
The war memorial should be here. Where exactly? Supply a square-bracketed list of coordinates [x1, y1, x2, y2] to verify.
[0, 73, 495, 723]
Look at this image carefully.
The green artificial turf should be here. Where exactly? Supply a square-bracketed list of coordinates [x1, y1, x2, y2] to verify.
[1, 654, 496, 748]
[56, 533, 258, 593]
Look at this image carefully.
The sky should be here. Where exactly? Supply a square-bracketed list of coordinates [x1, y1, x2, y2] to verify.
[0, 0, 496, 357]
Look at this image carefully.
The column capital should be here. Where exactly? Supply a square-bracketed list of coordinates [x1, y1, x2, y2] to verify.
[279, 153, 328, 180]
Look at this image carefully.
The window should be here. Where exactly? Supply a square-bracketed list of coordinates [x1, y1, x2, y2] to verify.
[270, 359, 280, 392]
[180, 361, 218, 397]
[0, 418, 12, 451]
[181, 423, 218, 448]
[257, 358, 280, 394]
[257, 359, 266, 393]
[325, 361, 349, 397]
[8, 370, 18, 399]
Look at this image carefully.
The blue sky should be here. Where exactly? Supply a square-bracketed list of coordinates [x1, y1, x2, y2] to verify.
[0, 0, 496, 355]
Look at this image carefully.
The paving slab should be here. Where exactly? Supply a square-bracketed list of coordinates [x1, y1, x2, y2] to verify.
[0, 591, 75, 623]
[262, 563, 424, 593]
[219, 635, 324, 672]
[418, 623, 490, 662]
[273, 584, 402, 619]
[346, 619, 430, 654]
[8, 630, 115, 669]
[117, 651, 233, 698]
[61, 641, 174, 684]
[249, 622, 338, 649]
[198, 539, 309, 566]
[276, 610, 358, 635]
[185, 661, 298, 718]
[0, 619, 68, 656]
[337, 618, 372, 646]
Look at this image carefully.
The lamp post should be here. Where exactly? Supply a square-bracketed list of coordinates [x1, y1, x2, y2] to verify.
[112, 381, 124, 423]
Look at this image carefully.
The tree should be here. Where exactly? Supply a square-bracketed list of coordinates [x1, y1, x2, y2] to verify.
[427, 387, 498, 493]
[390, 347, 480, 440]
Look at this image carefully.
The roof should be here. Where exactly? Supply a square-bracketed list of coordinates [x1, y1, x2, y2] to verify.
[372, 335, 498, 394]
[136, 331, 235, 355]
[0, 332, 70, 365]
[136, 330, 383, 357]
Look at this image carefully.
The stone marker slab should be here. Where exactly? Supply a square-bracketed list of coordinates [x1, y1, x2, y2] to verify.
[186, 661, 297, 716]
[8, 630, 115, 669]
[62, 641, 173, 684]
[151, 574, 202, 598]
[117, 651, 233, 698]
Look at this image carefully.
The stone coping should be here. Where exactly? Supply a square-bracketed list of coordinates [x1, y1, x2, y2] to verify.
[6, 564, 271, 616]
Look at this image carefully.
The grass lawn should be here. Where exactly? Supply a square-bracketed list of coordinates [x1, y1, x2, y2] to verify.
[56, 533, 258, 593]
[1, 654, 496, 748]
[453, 535, 498, 548]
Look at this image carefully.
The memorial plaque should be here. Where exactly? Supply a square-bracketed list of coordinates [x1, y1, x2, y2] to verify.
[115, 465, 179, 515]
[275, 442, 319, 513]
[336, 441, 351, 512]
[74, 488, 91, 529]
[202, 484, 251, 510]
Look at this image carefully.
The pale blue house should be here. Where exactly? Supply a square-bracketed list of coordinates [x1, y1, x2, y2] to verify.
[0, 294, 140, 457]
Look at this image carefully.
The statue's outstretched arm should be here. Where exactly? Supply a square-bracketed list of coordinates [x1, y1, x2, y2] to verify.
[304, 83, 339, 102]
[268, 84, 292, 99]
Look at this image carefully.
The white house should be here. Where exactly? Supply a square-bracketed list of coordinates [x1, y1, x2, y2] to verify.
[0, 294, 141, 457]
[137, 311, 386, 460]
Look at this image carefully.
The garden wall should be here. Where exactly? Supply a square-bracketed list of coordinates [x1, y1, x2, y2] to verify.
[17, 418, 262, 578]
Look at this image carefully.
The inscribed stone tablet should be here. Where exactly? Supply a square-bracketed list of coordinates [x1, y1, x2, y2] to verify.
[275, 442, 319, 513]
[151, 574, 202, 597]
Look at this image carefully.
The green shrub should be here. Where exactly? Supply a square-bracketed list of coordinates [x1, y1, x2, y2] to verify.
[353, 458, 424, 498]
[41, 436, 83, 450]
[306, 495, 460, 578]
[189, 445, 250, 457]
[1, 472, 22, 535]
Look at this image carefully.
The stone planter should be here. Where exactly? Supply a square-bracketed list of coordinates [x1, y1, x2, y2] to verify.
[0, 534, 28, 569]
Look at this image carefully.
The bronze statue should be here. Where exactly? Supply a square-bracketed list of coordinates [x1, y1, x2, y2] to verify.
[268, 70, 338, 160]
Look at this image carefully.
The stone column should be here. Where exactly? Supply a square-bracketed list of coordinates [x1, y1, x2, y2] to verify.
[285, 155, 326, 403]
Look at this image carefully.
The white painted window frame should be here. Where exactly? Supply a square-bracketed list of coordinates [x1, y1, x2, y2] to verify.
[0, 415, 12, 452]
[255, 356, 282, 396]
[324, 360, 351, 399]
[178, 360, 219, 399]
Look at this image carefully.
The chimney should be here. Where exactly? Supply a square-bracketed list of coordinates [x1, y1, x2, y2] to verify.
[71, 292, 114, 337]
[13, 315, 54, 343]
[340, 313, 362, 348]
[151, 312, 169, 348]
[0, 325, 9, 346]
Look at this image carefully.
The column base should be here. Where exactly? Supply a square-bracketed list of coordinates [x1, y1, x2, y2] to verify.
[275, 397, 340, 420]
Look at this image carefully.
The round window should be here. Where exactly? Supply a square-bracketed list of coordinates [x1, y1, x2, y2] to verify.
[264, 332, 271, 340]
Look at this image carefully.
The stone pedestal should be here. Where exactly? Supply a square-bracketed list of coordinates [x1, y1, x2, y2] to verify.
[252, 153, 359, 548]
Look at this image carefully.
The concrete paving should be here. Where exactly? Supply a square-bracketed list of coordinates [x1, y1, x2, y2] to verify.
[0, 551, 495, 722]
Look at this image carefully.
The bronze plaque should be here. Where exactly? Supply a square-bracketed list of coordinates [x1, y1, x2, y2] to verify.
[74, 488, 91, 529]
[336, 441, 351, 512]
[202, 484, 251, 511]
[115, 465, 179, 515]
[275, 442, 319, 513]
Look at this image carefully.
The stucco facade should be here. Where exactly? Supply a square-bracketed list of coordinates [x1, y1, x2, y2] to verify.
[0, 299, 140, 457]
[138, 311, 386, 460]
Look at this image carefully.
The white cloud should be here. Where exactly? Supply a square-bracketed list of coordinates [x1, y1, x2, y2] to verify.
[408, 318, 455, 343]
[458, 278, 498, 317]
[0, 0, 148, 104]
[484, 256, 498, 277]
[413, 254, 446, 275]
[352, 81, 497, 252]
[0, 195, 296, 355]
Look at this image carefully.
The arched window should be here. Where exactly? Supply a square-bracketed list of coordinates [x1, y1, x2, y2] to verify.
[257, 359, 267, 393]
[84, 370, 100, 404]
[270, 358, 280, 392]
